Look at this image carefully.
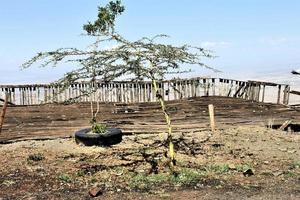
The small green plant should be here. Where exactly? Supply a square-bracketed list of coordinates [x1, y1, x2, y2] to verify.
[58, 174, 72, 183]
[171, 168, 204, 186]
[130, 168, 204, 190]
[130, 173, 169, 190]
[90, 117, 107, 134]
[289, 162, 300, 170]
[284, 171, 296, 178]
[76, 170, 85, 177]
[90, 176, 98, 184]
[205, 164, 229, 174]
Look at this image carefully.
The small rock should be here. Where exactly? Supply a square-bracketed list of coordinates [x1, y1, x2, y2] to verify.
[278, 148, 287, 152]
[89, 187, 104, 197]
[228, 164, 236, 170]
[272, 171, 283, 177]
[263, 161, 269, 164]
[243, 169, 254, 177]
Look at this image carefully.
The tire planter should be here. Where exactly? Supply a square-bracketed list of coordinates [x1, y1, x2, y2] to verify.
[75, 128, 123, 146]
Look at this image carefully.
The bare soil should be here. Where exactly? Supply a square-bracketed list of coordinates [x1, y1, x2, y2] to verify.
[0, 97, 299, 199]
[0, 125, 299, 199]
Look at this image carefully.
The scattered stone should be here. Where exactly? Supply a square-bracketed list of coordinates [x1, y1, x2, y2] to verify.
[212, 143, 223, 148]
[2, 180, 15, 186]
[228, 164, 236, 170]
[243, 169, 254, 177]
[89, 187, 104, 197]
[278, 148, 287, 152]
[272, 171, 283, 177]
[263, 161, 269, 164]
[287, 150, 296, 154]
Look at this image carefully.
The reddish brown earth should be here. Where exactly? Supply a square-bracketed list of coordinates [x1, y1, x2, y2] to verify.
[0, 97, 299, 199]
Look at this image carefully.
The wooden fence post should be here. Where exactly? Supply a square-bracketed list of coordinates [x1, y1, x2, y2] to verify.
[0, 93, 9, 133]
[208, 104, 216, 132]
[277, 85, 282, 104]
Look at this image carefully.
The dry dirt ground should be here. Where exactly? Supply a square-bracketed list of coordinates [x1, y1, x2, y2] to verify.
[0, 125, 299, 199]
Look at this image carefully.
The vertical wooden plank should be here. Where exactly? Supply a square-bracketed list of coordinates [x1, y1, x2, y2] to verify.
[178, 81, 181, 99]
[151, 81, 155, 101]
[8, 88, 12, 103]
[145, 83, 148, 102]
[11, 88, 15, 105]
[277, 85, 282, 104]
[116, 83, 120, 102]
[212, 78, 216, 96]
[44, 87, 47, 103]
[286, 86, 291, 105]
[167, 81, 170, 101]
[283, 85, 290, 105]
[120, 83, 123, 102]
[32, 87, 36, 105]
[125, 82, 129, 103]
[138, 82, 142, 103]
[130, 83, 134, 103]
[257, 84, 261, 101]
[23, 87, 26, 105]
[173, 82, 177, 100]
[26, 87, 30, 105]
[261, 84, 266, 103]
[0, 93, 9, 133]
[181, 80, 184, 99]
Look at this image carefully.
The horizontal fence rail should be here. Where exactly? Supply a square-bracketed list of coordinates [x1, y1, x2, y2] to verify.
[0, 77, 291, 106]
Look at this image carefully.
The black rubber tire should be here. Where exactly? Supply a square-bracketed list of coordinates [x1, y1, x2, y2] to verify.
[75, 128, 123, 146]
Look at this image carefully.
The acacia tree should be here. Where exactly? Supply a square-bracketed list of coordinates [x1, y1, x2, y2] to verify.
[22, 0, 214, 167]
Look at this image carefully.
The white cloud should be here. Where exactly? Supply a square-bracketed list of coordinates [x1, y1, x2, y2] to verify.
[259, 37, 289, 45]
[200, 41, 231, 49]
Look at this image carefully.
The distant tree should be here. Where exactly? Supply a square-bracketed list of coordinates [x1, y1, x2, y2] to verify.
[22, 0, 215, 169]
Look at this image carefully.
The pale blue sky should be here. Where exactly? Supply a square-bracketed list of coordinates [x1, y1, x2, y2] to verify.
[1, 0, 300, 84]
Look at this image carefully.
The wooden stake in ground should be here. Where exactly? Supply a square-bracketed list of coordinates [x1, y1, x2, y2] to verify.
[208, 104, 216, 132]
[0, 93, 9, 133]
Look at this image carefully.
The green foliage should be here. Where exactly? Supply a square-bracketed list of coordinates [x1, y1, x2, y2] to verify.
[205, 164, 229, 174]
[90, 117, 107, 133]
[58, 174, 72, 183]
[130, 173, 170, 190]
[83, 0, 125, 34]
[289, 162, 300, 170]
[284, 171, 296, 178]
[130, 168, 204, 190]
[91, 123, 107, 134]
[171, 168, 204, 186]
[90, 176, 98, 184]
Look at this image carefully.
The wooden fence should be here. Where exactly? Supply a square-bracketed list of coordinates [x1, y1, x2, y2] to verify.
[0, 77, 291, 106]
